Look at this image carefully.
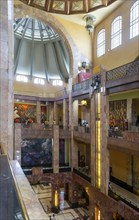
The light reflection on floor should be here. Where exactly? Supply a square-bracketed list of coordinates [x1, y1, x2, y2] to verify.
[32, 183, 89, 220]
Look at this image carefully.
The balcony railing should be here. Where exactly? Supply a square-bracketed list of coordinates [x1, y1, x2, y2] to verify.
[74, 126, 90, 134]
[0, 155, 26, 220]
[108, 128, 123, 138]
[73, 168, 91, 183]
[106, 60, 139, 82]
[72, 78, 91, 92]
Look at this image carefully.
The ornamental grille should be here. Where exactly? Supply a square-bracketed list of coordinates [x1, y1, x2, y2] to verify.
[106, 60, 139, 82]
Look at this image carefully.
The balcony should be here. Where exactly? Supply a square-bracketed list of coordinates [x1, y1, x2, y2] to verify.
[74, 126, 90, 143]
[0, 155, 25, 220]
[108, 128, 139, 155]
[109, 182, 139, 212]
[73, 168, 91, 183]
[59, 126, 71, 139]
[72, 78, 92, 99]
[106, 60, 139, 93]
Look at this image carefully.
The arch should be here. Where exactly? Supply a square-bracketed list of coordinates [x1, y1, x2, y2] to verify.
[14, 1, 78, 78]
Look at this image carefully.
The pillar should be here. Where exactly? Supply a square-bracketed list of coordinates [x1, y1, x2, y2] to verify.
[68, 78, 78, 169]
[0, 0, 14, 158]
[73, 100, 78, 126]
[127, 99, 132, 130]
[63, 99, 68, 128]
[48, 102, 54, 125]
[90, 94, 96, 186]
[36, 100, 41, 123]
[54, 101, 58, 124]
[100, 70, 109, 194]
[53, 125, 59, 173]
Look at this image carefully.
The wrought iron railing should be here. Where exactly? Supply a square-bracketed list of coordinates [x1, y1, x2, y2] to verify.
[106, 60, 139, 82]
[72, 78, 91, 92]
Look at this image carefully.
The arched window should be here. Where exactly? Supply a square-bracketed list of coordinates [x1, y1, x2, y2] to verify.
[97, 29, 105, 57]
[52, 79, 63, 86]
[130, 0, 139, 39]
[34, 78, 45, 85]
[16, 75, 28, 82]
[111, 16, 122, 50]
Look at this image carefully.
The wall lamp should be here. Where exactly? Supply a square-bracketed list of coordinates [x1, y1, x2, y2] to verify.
[83, 15, 96, 34]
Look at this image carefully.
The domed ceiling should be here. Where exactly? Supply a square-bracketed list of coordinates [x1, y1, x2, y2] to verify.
[14, 18, 70, 82]
[19, 0, 118, 15]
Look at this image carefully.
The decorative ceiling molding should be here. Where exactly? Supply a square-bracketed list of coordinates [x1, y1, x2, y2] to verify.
[20, 0, 118, 15]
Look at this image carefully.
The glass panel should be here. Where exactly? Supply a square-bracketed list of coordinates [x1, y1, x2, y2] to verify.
[0, 155, 24, 220]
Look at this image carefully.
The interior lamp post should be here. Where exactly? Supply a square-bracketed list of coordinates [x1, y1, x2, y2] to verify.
[83, 15, 96, 34]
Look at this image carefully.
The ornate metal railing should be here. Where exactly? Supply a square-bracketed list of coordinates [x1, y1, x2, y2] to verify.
[72, 78, 91, 92]
[106, 60, 139, 82]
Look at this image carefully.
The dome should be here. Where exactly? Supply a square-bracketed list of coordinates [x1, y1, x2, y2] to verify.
[14, 18, 70, 82]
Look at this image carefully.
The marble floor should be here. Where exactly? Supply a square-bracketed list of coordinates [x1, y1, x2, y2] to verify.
[32, 183, 89, 220]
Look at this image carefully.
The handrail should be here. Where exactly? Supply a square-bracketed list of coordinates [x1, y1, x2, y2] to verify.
[10, 164, 29, 220]
[72, 78, 91, 92]
[0, 148, 29, 220]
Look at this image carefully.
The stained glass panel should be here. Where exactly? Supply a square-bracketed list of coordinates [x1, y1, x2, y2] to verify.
[52, 1, 65, 11]
[33, 0, 46, 7]
[71, 0, 83, 11]
[90, 0, 101, 7]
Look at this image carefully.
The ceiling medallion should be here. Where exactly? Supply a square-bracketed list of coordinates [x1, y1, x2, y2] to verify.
[20, 0, 118, 15]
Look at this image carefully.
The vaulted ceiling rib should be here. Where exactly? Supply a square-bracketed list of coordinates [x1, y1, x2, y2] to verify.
[14, 18, 70, 82]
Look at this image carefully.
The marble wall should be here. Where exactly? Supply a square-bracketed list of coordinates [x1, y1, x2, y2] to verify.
[0, 0, 14, 159]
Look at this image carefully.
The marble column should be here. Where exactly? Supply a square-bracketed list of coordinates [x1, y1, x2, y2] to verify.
[48, 102, 54, 125]
[53, 125, 59, 173]
[68, 78, 78, 169]
[36, 100, 41, 123]
[127, 99, 132, 130]
[100, 70, 109, 195]
[90, 95, 96, 186]
[54, 102, 58, 124]
[0, 0, 14, 159]
[73, 100, 78, 126]
[63, 99, 68, 128]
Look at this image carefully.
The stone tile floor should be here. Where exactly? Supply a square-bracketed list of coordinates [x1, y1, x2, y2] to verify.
[32, 183, 89, 220]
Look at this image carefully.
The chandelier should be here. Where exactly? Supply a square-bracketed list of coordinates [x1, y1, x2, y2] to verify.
[83, 15, 96, 34]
